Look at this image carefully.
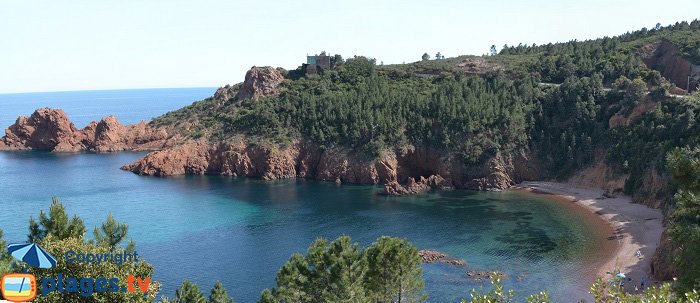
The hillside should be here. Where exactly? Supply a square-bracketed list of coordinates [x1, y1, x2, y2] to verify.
[142, 21, 700, 194]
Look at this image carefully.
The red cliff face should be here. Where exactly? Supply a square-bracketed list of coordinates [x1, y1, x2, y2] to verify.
[234, 66, 285, 101]
[120, 138, 540, 193]
[639, 40, 700, 92]
[0, 108, 178, 152]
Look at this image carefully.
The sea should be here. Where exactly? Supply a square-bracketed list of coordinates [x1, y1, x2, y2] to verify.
[0, 88, 610, 302]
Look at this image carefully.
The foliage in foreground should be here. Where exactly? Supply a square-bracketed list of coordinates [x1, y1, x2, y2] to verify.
[667, 146, 700, 293]
[12, 197, 158, 302]
[463, 274, 700, 303]
[258, 235, 426, 303]
[159, 280, 235, 303]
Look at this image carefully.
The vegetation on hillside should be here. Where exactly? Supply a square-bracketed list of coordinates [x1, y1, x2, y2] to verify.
[147, 20, 700, 298]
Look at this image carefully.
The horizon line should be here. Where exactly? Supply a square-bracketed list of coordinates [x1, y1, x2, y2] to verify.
[0, 86, 219, 96]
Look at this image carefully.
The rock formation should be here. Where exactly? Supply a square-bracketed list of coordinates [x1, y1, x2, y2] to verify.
[234, 66, 285, 101]
[418, 250, 465, 266]
[639, 39, 700, 92]
[0, 108, 177, 152]
[383, 175, 450, 195]
[122, 139, 539, 192]
[121, 139, 401, 184]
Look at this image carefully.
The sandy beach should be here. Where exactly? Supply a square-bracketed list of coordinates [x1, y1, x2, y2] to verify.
[516, 181, 664, 289]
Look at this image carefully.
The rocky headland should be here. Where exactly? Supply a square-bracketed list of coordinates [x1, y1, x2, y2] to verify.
[0, 108, 179, 152]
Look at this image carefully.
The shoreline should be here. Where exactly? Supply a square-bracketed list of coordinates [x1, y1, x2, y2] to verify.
[514, 181, 663, 290]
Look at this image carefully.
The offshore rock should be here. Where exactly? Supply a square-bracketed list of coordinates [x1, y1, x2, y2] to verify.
[0, 108, 177, 152]
[418, 250, 465, 266]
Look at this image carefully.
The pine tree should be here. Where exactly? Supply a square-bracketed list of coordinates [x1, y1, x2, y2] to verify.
[0, 228, 13, 275]
[93, 213, 129, 248]
[208, 281, 234, 303]
[365, 237, 426, 303]
[257, 289, 276, 303]
[176, 280, 207, 303]
[323, 236, 368, 302]
[28, 196, 86, 242]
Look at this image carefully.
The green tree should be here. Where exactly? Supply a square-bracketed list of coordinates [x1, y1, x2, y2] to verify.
[176, 280, 207, 303]
[490, 45, 497, 56]
[93, 213, 129, 248]
[209, 281, 234, 303]
[421, 53, 430, 61]
[667, 146, 700, 293]
[28, 236, 158, 303]
[625, 77, 647, 105]
[258, 289, 276, 303]
[22, 201, 159, 303]
[365, 236, 426, 303]
[28, 196, 86, 242]
[0, 228, 12, 276]
[323, 236, 367, 302]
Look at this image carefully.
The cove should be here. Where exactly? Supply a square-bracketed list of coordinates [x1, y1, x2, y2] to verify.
[0, 151, 612, 302]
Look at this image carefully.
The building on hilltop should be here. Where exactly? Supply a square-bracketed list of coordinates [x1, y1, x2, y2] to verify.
[305, 54, 331, 75]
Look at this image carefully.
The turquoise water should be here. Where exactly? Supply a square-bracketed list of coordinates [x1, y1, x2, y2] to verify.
[0, 89, 607, 302]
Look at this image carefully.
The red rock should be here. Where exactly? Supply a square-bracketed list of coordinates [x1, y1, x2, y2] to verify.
[234, 66, 285, 101]
[0, 108, 177, 152]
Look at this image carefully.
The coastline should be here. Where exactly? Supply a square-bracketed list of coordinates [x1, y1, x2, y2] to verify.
[514, 181, 663, 289]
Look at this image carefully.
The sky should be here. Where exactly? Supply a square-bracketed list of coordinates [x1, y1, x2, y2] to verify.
[1, 0, 699, 93]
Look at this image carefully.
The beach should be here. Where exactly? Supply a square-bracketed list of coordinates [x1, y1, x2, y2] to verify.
[516, 181, 664, 290]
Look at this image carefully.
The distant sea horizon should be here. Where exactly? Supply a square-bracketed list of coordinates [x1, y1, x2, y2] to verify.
[0, 86, 218, 95]
[0, 87, 217, 129]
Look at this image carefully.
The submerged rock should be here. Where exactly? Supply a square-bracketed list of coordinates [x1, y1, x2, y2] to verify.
[418, 249, 466, 266]
[466, 271, 507, 282]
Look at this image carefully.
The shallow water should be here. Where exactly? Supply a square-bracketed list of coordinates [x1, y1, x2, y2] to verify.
[0, 89, 610, 302]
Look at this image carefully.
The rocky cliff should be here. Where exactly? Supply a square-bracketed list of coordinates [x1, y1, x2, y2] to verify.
[639, 39, 700, 92]
[121, 138, 540, 192]
[234, 66, 285, 101]
[0, 108, 179, 152]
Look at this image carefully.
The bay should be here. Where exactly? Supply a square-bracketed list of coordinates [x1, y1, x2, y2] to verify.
[0, 88, 608, 302]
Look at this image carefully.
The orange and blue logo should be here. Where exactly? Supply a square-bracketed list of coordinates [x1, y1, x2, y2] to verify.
[1, 273, 37, 302]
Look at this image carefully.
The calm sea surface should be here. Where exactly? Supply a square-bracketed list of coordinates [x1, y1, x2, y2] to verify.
[0, 88, 608, 302]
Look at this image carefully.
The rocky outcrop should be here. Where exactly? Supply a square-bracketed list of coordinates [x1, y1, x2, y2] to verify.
[466, 271, 507, 282]
[567, 148, 628, 197]
[418, 250, 465, 266]
[0, 108, 177, 152]
[383, 175, 450, 195]
[639, 39, 700, 92]
[121, 139, 400, 184]
[122, 140, 540, 192]
[213, 84, 238, 105]
[462, 152, 540, 191]
[651, 230, 677, 281]
[234, 66, 285, 101]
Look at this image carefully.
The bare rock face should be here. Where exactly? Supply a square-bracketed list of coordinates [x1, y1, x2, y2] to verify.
[639, 39, 700, 92]
[234, 66, 285, 101]
[122, 139, 400, 185]
[383, 175, 449, 195]
[650, 230, 677, 281]
[1, 108, 80, 151]
[213, 84, 237, 105]
[0, 108, 176, 152]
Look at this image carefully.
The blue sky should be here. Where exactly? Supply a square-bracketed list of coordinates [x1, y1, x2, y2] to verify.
[1, 0, 699, 93]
